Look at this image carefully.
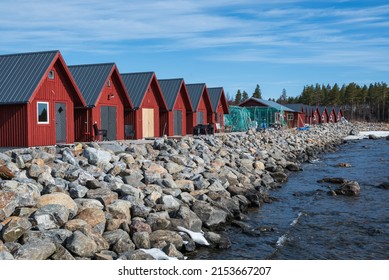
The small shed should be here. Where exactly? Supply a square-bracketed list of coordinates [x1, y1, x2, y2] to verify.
[121, 72, 168, 139]
[328, 107, 337, 123]
[284, 103, 306, 128]
[307, 106, 320, 125]
[158, 78, 194, 136]
[186, 83, 214, 127]
[318, 106, 329, 124]
[0, 50, 85, 147]
[334, 106, 344, 122]
[207, 87, 230, 130]
[69, 63, 133, 141]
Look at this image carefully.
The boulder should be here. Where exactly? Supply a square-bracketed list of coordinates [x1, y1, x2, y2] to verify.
[33, 204, 69, 230]
[191, 201, 228, 228]
[86, 187, 118, 208]
[37, 193, 78, 218]
[50, 244, 76, 260]
[0, 165, 14, 179]
[83, 147, 112, 165]
[75, 208, 106, 228]
[1, 182, 41, 207]
[65, 230, 98, 258]
[334, 180, 361, 196]
[149, 230, 183, 250]
[14, 240, 56, 260]
[132, 231, 150, 249]
[1, 216, 32, 242]
[0, 191, 18, 221]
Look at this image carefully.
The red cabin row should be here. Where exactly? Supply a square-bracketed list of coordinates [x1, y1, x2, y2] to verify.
[0, 50, 230, 147]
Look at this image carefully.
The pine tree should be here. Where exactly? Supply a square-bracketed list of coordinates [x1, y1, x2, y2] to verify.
[234, 90, 242, 105]
[252, 84, 262, 99]
[242, 91, 249, 101]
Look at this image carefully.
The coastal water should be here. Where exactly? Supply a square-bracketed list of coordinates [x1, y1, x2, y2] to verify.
[194, 138, 389, 260]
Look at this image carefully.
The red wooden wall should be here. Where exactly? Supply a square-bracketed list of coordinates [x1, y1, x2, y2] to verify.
[0, 104, 28, 147]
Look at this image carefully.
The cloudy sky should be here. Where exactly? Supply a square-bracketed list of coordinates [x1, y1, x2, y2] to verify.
[1, 0, 388, 100]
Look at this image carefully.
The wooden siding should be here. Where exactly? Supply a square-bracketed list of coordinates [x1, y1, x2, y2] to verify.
[28, 59, 80, 146]
[0, 104, 28, 147]
[167, 86, 190, 136]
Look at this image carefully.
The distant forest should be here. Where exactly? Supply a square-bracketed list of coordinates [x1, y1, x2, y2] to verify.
[229, 82, 389, 122]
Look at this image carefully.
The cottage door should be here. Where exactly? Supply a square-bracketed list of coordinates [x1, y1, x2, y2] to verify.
[142, 108, 154, 138]
[196, 111, 204, 125]
[174, 110, 182, 135]
[101, 106, 117, 140]
[55, 103, 67, 143]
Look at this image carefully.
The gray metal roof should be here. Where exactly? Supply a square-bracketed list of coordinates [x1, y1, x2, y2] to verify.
[158, 78, 183, 111]
[285, 103, 306, 112]
[0, 50, 58, 104]
[186, 83, 206, 111]
[207, 87, 223, 112]
[242, 97, 294, 112]
[121, 72, 154, 109]
[68, 63, 114, 107]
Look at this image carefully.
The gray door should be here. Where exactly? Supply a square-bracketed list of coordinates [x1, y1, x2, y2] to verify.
[101, 106, 117, 140]
[174, 110, 182, 135]
[196, 111, 204, 125]
[56, 103, 67, 143]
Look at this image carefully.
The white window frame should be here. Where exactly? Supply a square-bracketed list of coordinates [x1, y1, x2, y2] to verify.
[37, 102, 49, 124]
[287, 113, 294, 120]
[48, 70, 55, 80]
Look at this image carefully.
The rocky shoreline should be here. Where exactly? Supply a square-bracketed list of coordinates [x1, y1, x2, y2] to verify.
[0, 122, 388, 260]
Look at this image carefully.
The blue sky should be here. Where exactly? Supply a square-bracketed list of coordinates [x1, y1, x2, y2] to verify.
[1, 0, 388, 100]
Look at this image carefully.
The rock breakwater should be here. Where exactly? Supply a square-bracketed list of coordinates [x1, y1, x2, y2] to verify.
[0, 122, 381, 260]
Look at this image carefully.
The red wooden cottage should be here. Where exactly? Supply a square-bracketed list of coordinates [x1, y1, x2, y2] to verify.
[158, 78, 194, 136]
[121, 72, 168, 139]
[328, 107, 337, 123]
[207, 87, 230, 130]
[318, 106, 329, 124]
[334, 106, 344, 122]
[186, 83, 214, 126]
[69, 63, 132, 141]
[284, 104, 306, 128]
[0, 50, 86, 147]
[308, 106, 320, 125]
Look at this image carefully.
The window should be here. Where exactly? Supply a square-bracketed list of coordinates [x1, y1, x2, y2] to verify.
[37, 102, 49, 124]
[48, 70, 55, 80]
[287, 114, 294, 120]
[106, 79, 111, 87]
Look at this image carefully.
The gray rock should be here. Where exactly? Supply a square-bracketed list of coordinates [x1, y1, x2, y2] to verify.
[146, 211, 171, 231]
[1, 182, 40, 207]
[15, 240, 56, 260]
[130, 220, 152, 234]
[50, 244, 76, 260]
[103, 229, 131, 246]
[334, 180, 361, 196]
[160, 195, 181, 212]
[83, 147, 112, 165]
[132, 232, 150, 249]
[86, 187, 118, 208]
[65, 230, 98, 257]
[69, 184, 89, 198]
[117, 250, 154, 260]
[33, 204, 70, 230]
[149, 230, 183, 250]
[1, 216, 32, 242]
[62, 148, 78, 166]
[205, 231, 231, 249]
[131, 204, 151, 218]
[191, 201, 228, 228]
[0, 251, 14, 260]
[74, 198, 104, 212]
[270, 171, 288, 183]
[0, 190, 18, 221]
[107, 199, 132, 223]
[37, 193, 78, 218]
[41, 229, 73, 245]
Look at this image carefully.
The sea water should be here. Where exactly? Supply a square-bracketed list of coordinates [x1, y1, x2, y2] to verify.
[194, 138, 389, 260]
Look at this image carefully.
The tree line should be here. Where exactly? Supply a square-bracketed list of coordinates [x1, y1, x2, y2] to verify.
[228, 82, 389, 122]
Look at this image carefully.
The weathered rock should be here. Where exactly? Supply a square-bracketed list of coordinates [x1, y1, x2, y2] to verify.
[130, 220, 152, 234]
[334, 180, 361, 196]
[191, 201, 228, 228]
[15, 240, 56, 260]
[74, 198, 104, 212]
[83, 147, 112, 165]
[162, 243, 185, 260]
[33, 204, 69, 230]
[377, 182, 389, 189]
[69, 184, 89, 198]
[149, 229, 183, 250]
[1, 216, 32, 242]
[270, 171, 288, 183]
[117, 250, 154, 260]
[37, 193, 78, 218]
[107, 200, 131, 223]
[205, 231, 232, 249]
[0, 250, 14, 260]
[86, 187, 118, 208]
[146, 211, 171, 231]
[75, 208, 106, 228]
[103, 229, 131, 246]
[131, 205, 151, 219]
[318, 177, 347, 184]
[0, 191, 18, 221]
[65, 230, 98, 258]
[0, 165, 14, 179]
[50, 244, 76, 260]
[132, 231, 150, 249]
[160, 195, 181, 212]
